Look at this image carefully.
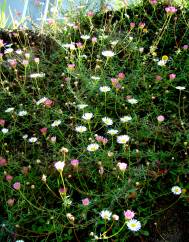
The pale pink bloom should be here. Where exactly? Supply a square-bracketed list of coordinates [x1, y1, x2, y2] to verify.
[165, 6, 177, 14]
[34, 57, 40, 63]
[6, 175, 13, 182]
[149, 0, 157, 5]
[67, 64, 75, 70]
[82, 198, 90, 206]
[8, 59, 17, 68]
[0, 157, 7, 166]
[169, 73, 176, 79]
[48, 19, 55, 25]
[50, 136, 56, 143]
[0, 119, 5, 126]
[71, 159, 79, 167]
[40, 127, 48, 135]
[76, 42, 83, 48]
[22, 60, 29, 66]
[130, 22, 135, 28]
[124, 210, 135, 220]
[117, 162, 127, 172]
[92, 37, 97, 43]
[183, 45, 188, 50]
[87, 11, 94, 17]
[118, 72, 125, 80]
[13, 182, 21, 190]
[157, 115, 165, 122]
[7, 198, 15, 207]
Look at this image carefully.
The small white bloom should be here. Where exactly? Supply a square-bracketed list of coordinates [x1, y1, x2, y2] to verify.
[75, 125, 87, 133]
[82, 112, 93, 121]
[16, 240, 25, 242]
[30, 73, 45, 78]
[29, 137, 38, 143]
[63, 43, 76, 50]
[175, 86, 186, 90]
[107, 129, 119, 135]
[100, 210, 112, 220]
[117, 135, 130, 144]
[102, 50, 115, 57]
[110, 40, 119, 46]
[41, 174, 47, 182]
[102, 117, 113, 126]
[36, 97, 48, 105]
[77, 104, 88, 110]
[171, 186, 182, 195]
[4, 48, 13, 54]
[18, 110, 28, 116]
[81, 35, 90, 40]
[22, 134, 28, 139]
[127, 219, 141, 232]
[5, 107, 14, 113]
[120, 116, 132, 123]
[99, 86, 111, 93]
[54, 161, 65, 172]
[2, 128, 8, 134]
[51, 120, 61, 127]
[117, 162, 127, 172]
[139, 47, 144, 53]
[15, 49, 23, 55]
[127, 98, 138, 104]
[87, 143, 99, 152]
[157, 60, 166, 66]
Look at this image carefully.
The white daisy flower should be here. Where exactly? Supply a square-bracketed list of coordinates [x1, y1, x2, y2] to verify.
[100, 210, 112, 220]
[51, 120, 61, 127]
[87, 143, 99, 152]
[120, 116, 132, 123]
[18, 110, 28, 116]
[54, 161, 65, 172]
[82, 113, 93, 121]
[117, 135, 130, 144]
[77, 104, 88, 110]
[75, 125, 87, 133]
[107, 129, 119, 135]
[5, 107, 14, 113]
[102, 117, 113, 126]
[127, 219, 141, 232]
[102, 50, 115, 57]
[63, 43, 75, 50]
[4, 48, 13, 54]
[127, 98, 138, 104]
[171, 186, 182, 195]
[175, 86, 186, 90]
[36, 97, 48, 105]
[157, 60, 166, 66]
[2, 128, 8, 134]
[99, 86, 111, 93]
[29, 137, 38, 143]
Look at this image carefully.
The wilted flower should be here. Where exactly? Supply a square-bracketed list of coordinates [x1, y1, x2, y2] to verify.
[107, 129, 119, 135]
[127, 219, 141, 232]
[95, 135, 108, 145]
[117, 135, 130, 144]
[66, 213, 75, 222]
[18, 110, 27, 116]
[99, 86, 111, 92]
[29, 137, 38, 143]
[102, 117, 113, 126]
[75, 125, 87, 133]
[112, 214, 119, 221]
[54, 161, 65, 172]
[87, 143, 99, 152]
[171, 186, 182, 195]
[82, 113, 93, 121]
[120, 116, 132, 123]
[124, 210, 135, 220]
[51, 120, 61, 127]
[102, 50, 115, 57]
[7, 198, 15, 207]
[100, 210, 112, 220]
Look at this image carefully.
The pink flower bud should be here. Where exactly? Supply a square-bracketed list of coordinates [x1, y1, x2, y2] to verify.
[44, 99, 53, 108]
[40, 127, 48, 135]
[157, 115, 165, 122]
[0, 157, 7, 166]
[82, 198, 90, 206]
[0, 119, 5, 126]
[130, 22, 135, 28]
[71, 159, 79, 167]
[87, 11, 94, 17]
[13, 182, 21, 190]
[169, 73, 176, 80]
[124, 210, 135, 220]
[6, 175, 13, 182]
[92, 37, 97, 44]
[118, 72, 125, 80]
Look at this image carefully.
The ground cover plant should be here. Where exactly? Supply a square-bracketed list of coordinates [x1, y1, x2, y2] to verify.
[1, 0, 189, 241]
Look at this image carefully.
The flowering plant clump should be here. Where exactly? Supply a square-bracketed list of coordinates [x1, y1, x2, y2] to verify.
[1, 1, 189, 241]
